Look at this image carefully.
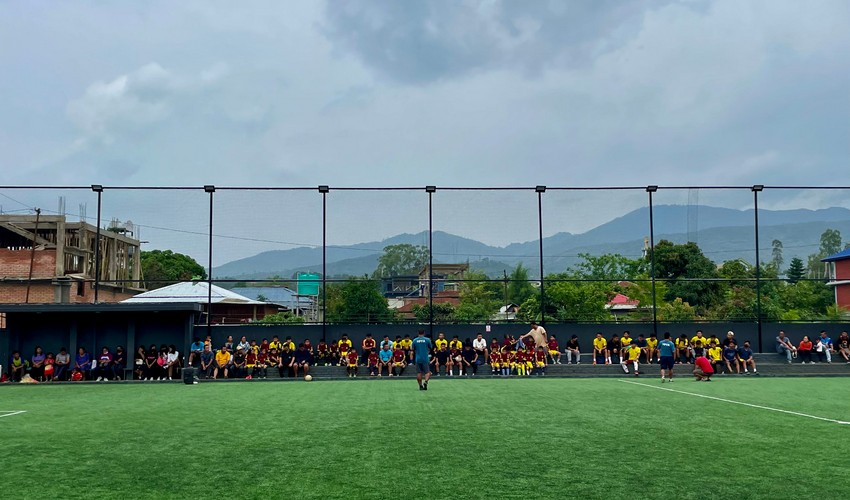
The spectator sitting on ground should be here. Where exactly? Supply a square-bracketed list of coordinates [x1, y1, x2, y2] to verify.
[693, 354, 714, 381]
[378, 344, 393, 377]
[55, 347, 70, 381]
[564, 335, 581, 364]
[200, 344, 215, 379]
[188, 337, 204, 367]
[94, 346, 113, 381]
[738, 341, 757, 373]
[213, 346, 231, 379]
[775, 330, 797, 363]
[293, 343, 313, 378]
[8, 351, 27, 382]
[816, 331, 833, 363]
[231, 347, 248, 378]
[722, 342, 740, 374]
[75, 347, 92, 381]
[30, 346, 46, 382]
[798, 336, 813, 364]
[707, 342, 723, 374]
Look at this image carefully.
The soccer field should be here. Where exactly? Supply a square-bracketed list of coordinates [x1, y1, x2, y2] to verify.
[2, 377, 848, 500]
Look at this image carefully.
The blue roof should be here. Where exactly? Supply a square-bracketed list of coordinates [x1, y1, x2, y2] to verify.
[229, 286, 314, 308]
[822, 248, 850, 262]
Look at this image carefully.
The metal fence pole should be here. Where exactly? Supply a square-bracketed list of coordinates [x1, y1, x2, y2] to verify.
[204, 185, 215, 328]
[92, 185, 103, 303]
[426, 186, 436, 336]
[647, 186, 658, 336]
[319, 186, 329, 336]
[536, 186, 546, 323]
[753, 185, 764, 353]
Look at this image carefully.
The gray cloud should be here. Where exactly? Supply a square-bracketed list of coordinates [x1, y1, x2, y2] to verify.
[322, 0, 673, 83]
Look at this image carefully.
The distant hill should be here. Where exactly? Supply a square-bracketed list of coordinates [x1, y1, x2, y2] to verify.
[213, 205, 850, 279]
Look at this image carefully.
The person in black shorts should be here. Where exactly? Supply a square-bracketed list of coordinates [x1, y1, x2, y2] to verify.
[658, 332, 676, 383]
[411, 330, 433, 391]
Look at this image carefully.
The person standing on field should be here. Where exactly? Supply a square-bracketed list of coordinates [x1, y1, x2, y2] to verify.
[658, 332, 676, 383]
[412, 330, 433, 391]
[519, 321, 547, 352]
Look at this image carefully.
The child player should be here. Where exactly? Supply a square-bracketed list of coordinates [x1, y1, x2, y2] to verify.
[548, 335, 561, 365]
[367, 348, 379, 376]
[593, 333, 608, 365]
[502, 348, 514, 376]
[645, 333, 658, 364]
[392, 346, 406, 377]
[489, 347, 501, 376]
[534, 346, 547, 376]
[621, 340, 641, 376]
[346, 347, 359, 378]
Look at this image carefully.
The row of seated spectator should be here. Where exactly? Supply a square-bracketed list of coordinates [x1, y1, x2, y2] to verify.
[774, 330, 849, 364]
[4, 346, 128, 382]
[133, 345, 183, 380]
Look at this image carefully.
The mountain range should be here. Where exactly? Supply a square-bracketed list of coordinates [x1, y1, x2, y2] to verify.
[213, 205, 850, 279]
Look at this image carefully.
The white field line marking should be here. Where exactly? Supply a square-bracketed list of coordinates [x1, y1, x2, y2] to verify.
[0, 410, 26, 419]
[619, 380, 850, 426]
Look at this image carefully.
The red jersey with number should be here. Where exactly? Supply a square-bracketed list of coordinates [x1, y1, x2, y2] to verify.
[347, 351, 358, 365]
[548, 339, 558, 351]
[363, 338, 376, 350]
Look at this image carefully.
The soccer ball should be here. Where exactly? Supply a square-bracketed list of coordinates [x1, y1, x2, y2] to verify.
[304, 375, 313, 381]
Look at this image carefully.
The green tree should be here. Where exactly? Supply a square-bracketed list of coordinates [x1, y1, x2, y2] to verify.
[657, 298, 696, 321]
[372, 244, 429, 278]
[568, 253, 648, 281]
[256, 311, 304, 324]
[324, 279, 395, 324]
[819, 229, 842, 256]
[778, 280, 834, 320]
[771, 239, 784, 270]
[786, 257, 805, 283]
[140, 250, 206, 290]
[519, 275, 610, 322]
[455, 270, 499, 322]
[412, 302, 456, 323]
[652, 240, 722, 313]
[507, 263, 535, 305]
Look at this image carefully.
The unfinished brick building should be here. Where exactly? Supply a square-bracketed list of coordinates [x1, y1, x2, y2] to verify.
[0, 214, 143, 305]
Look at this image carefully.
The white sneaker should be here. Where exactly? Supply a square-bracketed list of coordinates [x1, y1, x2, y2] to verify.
[167, 377, 172, 380]
[96, 377, 102, 381]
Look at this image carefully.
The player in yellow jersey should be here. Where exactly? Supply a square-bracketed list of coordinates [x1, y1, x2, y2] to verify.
[707, 341, 723, 374]
[621, 341, 641, 376]
[489, 349, 501, 376]
[434, 332, 448, 351]
[620, 331, 633, 352]
[449, 335, 463, 351]
[592, 333, 609, 365]
[645, 333, 658, 364]
[502, 349, 515, 377]
[675, 334, 691, 364]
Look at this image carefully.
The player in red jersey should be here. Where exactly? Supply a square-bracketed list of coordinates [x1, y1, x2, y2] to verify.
[391, 348, 406, 377]
[534, 346, 548, 376]
[328, 339, 339, 366]
[361, 334, 376, 365]
[316, 339, 329, 365]
[489, 348, 502, 376]
[346, 348, 359, 378]
[367, 349, 379, 376]
[547, 335, 561, 365]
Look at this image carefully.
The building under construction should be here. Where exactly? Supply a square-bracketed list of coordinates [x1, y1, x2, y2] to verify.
[0, 214, 143, 304]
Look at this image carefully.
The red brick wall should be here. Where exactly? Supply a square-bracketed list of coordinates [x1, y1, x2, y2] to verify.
[0, 282, 137, 304]
[0, 249, 56, 278]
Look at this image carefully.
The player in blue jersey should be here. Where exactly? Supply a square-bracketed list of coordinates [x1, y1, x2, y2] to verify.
[658, 332, 677, 383]
[411, 329, 433, 391]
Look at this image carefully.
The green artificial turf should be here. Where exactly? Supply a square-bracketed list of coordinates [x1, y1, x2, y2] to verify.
[1, 377, 848, 500]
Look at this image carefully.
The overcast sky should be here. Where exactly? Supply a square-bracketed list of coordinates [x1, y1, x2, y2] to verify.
[1, 0, 848, 265]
